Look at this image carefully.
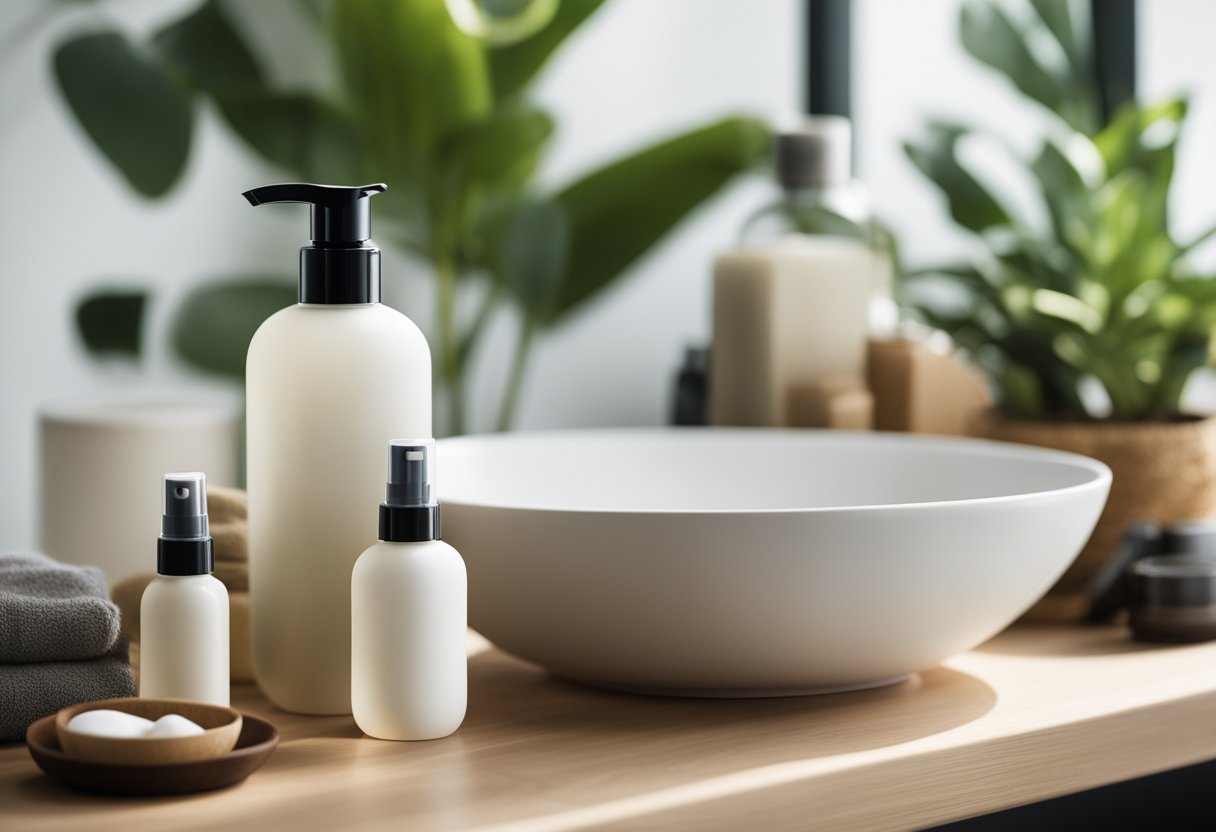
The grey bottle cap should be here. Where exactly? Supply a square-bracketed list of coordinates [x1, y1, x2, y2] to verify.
[774, 116, 852, 189]
[1129, 554, 1216, 608]
[1159, 521, 1216, 556]
[162, 472, 208, 539]
[386, 439, 437, 508]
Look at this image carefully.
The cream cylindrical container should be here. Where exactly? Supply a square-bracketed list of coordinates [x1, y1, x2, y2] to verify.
[244, 183, 432, 715]
[140, 472, 230, 706]
[40, 395, 238, 581]
[352, 440, 466, 740]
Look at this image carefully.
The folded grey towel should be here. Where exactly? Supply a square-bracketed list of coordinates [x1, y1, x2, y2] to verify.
[0, 636, 136, 742]
[0, 552, 121, 662]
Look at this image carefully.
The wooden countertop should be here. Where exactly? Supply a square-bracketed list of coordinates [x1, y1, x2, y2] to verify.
[3, 626, 1215, 831]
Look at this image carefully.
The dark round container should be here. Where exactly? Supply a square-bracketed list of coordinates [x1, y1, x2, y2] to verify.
[1127, 554, 1216, 643]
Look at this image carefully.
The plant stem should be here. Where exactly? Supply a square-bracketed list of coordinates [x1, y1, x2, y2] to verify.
[458, 280, 501, 369]
[435, 249, 464, 435]
[497, 317, 536, 432]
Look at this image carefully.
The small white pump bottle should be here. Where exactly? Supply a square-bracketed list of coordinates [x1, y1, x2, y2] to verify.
[352, 440, 467, 741]
[141, 473, 230, 706]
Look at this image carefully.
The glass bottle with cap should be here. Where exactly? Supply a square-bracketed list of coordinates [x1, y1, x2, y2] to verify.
[710, 117, 892, 427]
[740, 116, 894, 328]
[140, 472, 230, 706]
[351, 439, 467, 741]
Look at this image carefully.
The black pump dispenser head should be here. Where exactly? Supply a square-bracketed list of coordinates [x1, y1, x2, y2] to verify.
[242, 182, 387, 304]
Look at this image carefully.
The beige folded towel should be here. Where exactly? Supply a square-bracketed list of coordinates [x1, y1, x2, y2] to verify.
[208, 486, 247, 564]
[112, 574, 254, 683]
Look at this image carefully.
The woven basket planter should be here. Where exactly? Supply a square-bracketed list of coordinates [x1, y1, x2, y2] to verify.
[978, 415, 1216, 618]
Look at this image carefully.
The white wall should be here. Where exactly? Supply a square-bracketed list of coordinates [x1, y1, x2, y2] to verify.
[2, 0, 1214, 549]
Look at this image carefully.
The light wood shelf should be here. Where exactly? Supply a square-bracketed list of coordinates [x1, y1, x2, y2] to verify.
[3, 626, 1214, 831]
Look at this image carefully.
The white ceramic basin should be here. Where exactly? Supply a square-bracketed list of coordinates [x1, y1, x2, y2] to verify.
[439, 429, 1110, 697]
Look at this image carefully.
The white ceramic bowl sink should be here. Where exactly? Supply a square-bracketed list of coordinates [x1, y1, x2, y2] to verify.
[439, 429, 1110, 697]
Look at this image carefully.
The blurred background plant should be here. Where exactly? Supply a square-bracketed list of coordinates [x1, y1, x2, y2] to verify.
[903, 0, 1216, 422]
[52, 0, 769, 434]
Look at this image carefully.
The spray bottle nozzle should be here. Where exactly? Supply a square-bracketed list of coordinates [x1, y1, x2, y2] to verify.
[162, 472, 209, 540]
[385, 439, 436, 508]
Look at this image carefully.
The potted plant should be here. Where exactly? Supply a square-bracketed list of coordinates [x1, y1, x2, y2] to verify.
[903, 0, 1216, 611]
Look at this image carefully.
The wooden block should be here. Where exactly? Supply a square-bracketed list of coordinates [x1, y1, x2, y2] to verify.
[787, 377, 874, 430]
[868, 337, 991, 435]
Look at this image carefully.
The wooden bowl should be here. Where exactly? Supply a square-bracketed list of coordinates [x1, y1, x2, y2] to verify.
[55, 698, 242, 765]
[27, 713, 278, 795]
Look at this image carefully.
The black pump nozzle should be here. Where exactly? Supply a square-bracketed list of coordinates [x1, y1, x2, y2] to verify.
[242, 182, 388, 304]
[242, 182, 386, 243]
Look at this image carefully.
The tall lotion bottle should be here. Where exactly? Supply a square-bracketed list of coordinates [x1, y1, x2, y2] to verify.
[244, 183, 432, 714]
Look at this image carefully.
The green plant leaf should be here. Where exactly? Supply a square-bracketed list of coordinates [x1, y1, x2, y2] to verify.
[550, 116, 769, 322]
[1027, 0, 1086, 80]
[1094, 97, 1186, 175]
[498, 198, 568, 317]
[997, 363, 1045, 419]
[904, 122, 1012, 234]
[456, 105, 555, 192]
[219, 93, 365, 182]
[170, 278, 296, 380]
[53, 31, 194, 197]
[75, 288, 148, 359]
[961, 3, 1061, 111]
[446, 105, 557, 269]
[1031, 139, 1091, 258]
[332, 0, 491, 184]
[152, 0, 263, 98]
[1178, 222, 1216, 259]
[488, 0, 606, 101]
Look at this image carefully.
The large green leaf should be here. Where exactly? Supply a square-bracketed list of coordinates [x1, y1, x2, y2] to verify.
[488, 0, 606, 100]
[456, 105, 555, 192]
[332, 0, 491, 184]
[219, 93, 365, 183]
[550, 116, 769, 322]
[171, 278, 296, 380]
[960, 0, 1096, 133]
[53, 31, 194, 197]
[451, 107, 556, 268]
[498, 198, 568, 316]
[1027, 0, 1086, 81]
[75, 288, 148, 359]
[1031, 139, 1090, 258]
[904, 122, 1012, 235]
[152, 0, 263, 98]
[1094, 99, 1185, 225]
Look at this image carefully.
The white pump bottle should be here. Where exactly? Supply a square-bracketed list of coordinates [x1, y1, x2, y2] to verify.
[244, 183, 432, 715]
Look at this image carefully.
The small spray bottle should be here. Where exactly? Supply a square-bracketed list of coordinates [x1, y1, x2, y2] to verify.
[352, 440, 467, 740]
[140, 472, 230, 706]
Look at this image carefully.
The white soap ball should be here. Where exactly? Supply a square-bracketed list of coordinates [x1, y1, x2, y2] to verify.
[145, 714, 206, 737]
[65, 709, 155, 738]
